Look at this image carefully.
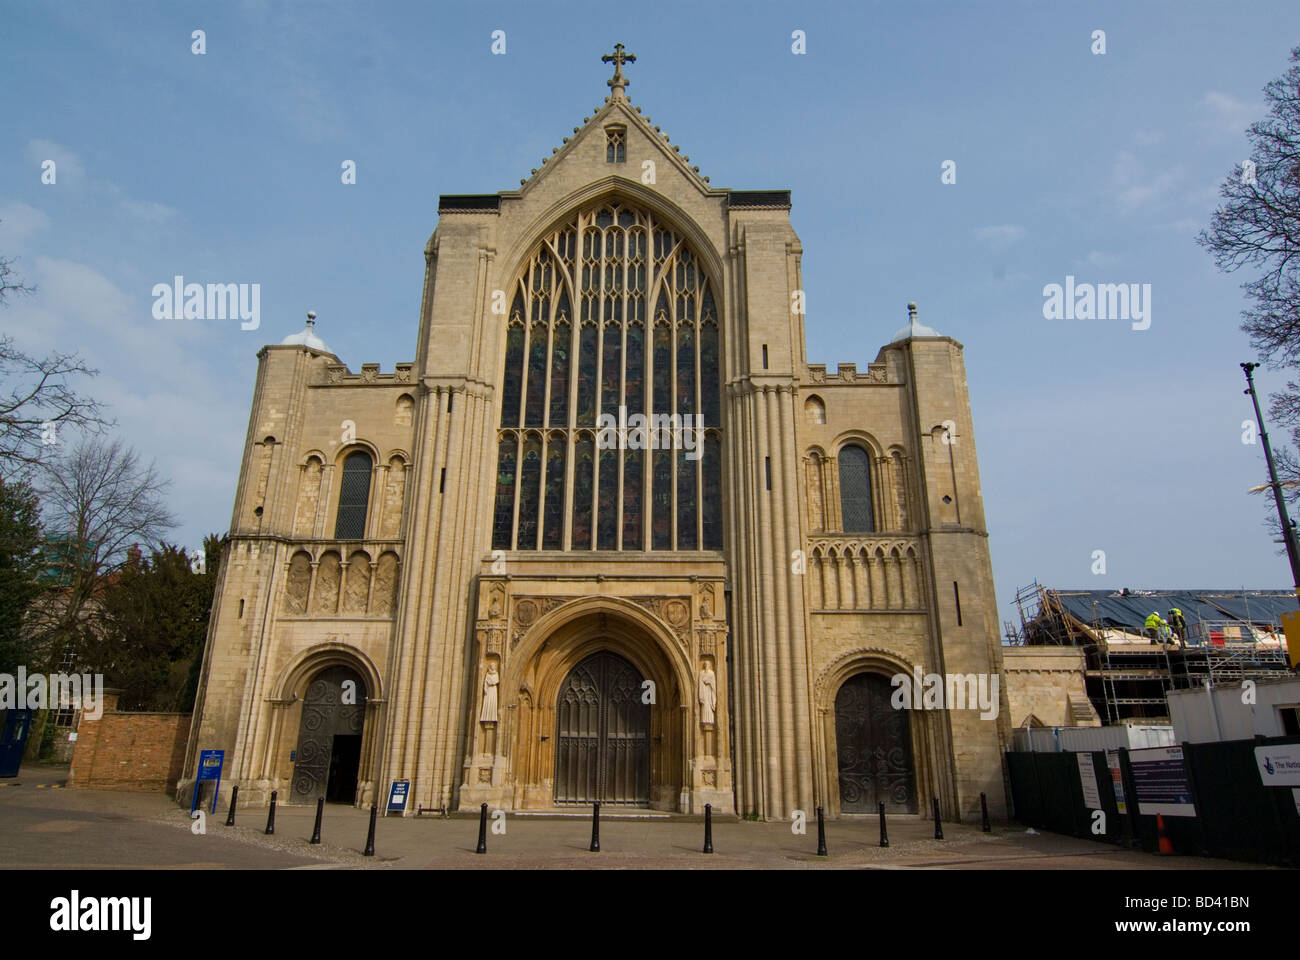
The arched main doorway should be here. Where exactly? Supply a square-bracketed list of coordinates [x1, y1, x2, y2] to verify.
[554, 651, 650, 806]
[835, 672, 917, 813]
[291, 665, 366, 804]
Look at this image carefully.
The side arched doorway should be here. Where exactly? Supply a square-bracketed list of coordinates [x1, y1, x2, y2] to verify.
[834, 672, 917, 813]
[291, 665, 366, 804]
[554, 651, 650, 806]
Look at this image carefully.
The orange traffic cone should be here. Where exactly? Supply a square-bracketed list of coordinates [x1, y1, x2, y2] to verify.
[1156, 813, 1174, 855]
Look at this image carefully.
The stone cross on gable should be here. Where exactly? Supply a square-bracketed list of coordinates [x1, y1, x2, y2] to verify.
[602, 43, 636, 97]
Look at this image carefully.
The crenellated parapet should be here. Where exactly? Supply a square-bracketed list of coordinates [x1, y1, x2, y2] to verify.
[805, 361, 890, 385]
[319, 362, 416, 385]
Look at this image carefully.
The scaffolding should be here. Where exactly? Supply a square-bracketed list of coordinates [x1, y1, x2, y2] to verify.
[1006, 583, 1296, 725]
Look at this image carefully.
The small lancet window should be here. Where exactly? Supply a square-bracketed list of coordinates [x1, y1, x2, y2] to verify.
[605, 126, 626, 163]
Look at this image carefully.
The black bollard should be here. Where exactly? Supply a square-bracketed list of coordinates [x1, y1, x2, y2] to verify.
[475, 802, 488, 854]
[878, 802, 889, 848]
[932, 797, 944, 840]
[265, 791, 277, 835]
[816, 806, 827, 857]
[590, 801, 600, 853]
[225, 785, 238, 826]
[310, 796, 324, 844]
[980, 791, 991, 833]
[702, 803, 713, 854]
[363, 804, 376, 856]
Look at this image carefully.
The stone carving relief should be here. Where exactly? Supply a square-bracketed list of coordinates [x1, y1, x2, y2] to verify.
[479, 662, 499, 723]
[698, 661, 717, 725]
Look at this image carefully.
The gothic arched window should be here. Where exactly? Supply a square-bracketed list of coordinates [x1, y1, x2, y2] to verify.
[493, 200, 723, 552]
[334, 451, 373, 539]
[838, 445, 874, 533]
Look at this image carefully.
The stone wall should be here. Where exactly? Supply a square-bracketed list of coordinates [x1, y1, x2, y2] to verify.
[1001, 646, 1096, 728]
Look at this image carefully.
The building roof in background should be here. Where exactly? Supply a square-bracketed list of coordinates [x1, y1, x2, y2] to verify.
[1049, 589, 1297, 629]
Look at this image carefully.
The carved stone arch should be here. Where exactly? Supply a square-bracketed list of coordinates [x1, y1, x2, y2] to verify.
[382, 448, 412, 465]
[804, 394, 826, 424]
[502, 596, 692, 702]
[831, 430, 884, 459]
[486, 595, 702, 812]
[275, 642, 384, 705]
[299, 448, 328, 467]
[501, 179, 728, 292]
[333, 440, 381, 467]
[815, 647, 917, 704]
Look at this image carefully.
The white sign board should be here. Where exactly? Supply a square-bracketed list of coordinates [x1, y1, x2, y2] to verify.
[1255, 744, 1300, 786]
[1077, 753, 1102, 809]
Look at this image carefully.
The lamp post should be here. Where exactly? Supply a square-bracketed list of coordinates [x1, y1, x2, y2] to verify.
[1241, 362, 1300, 598]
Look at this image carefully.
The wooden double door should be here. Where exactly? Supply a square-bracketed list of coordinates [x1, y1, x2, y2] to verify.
[554, 651, 650, 806]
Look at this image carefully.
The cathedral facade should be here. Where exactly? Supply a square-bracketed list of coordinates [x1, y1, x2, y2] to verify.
[180, 51, 1009, 821]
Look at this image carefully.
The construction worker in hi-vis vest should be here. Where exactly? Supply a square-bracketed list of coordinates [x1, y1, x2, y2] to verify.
[1144, 611, 1167, 643]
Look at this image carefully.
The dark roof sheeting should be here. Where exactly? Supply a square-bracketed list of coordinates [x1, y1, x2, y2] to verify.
[437, 194, 500, 213]
[1048, 589, 1298, 629]
[729, 190, 791, 209]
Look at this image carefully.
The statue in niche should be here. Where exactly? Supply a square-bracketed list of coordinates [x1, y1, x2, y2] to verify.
[479, 662, 499, 723]
[698, 661, 716, 725]
[488, 592, 502, 620]
[700, 591, 712, 620]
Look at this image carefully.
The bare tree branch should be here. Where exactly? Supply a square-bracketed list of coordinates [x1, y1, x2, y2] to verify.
[25, 436, 177, 669]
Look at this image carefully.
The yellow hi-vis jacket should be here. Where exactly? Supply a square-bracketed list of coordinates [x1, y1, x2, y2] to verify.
[1145, 612, 1165, 631]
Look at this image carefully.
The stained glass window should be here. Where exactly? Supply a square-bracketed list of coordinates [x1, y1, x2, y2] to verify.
[838, 445, 875, 533]
[517, 436, 542, 548]
[572, 435, 594, 550]
[543, 436, 566, 549]
[491, 201, 724, 552]
[492, 436, 518, 549]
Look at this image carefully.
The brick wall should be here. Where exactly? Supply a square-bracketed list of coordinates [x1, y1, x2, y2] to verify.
[68, 693, 192, 792]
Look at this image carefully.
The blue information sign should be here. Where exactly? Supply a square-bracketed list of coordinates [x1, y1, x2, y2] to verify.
[388, 779, 410, 813]
[191, 749, 225, 815]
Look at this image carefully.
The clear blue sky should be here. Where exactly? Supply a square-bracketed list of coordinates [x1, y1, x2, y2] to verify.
[3, 0, 1299, 627]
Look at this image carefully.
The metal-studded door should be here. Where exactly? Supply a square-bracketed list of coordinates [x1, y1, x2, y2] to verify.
[291, 666, 365, 804]
[835, 672, 918, 813]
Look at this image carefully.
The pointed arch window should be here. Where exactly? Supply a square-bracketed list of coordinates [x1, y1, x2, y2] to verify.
[838, 446, 875, 533]
[334, 451, 373, 539]
[605, 125, 627, 163]
[492, 199, 723, 552]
